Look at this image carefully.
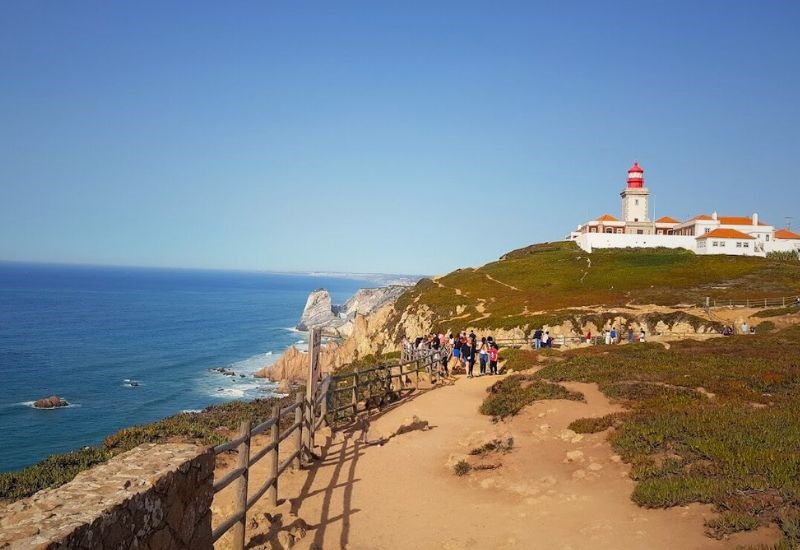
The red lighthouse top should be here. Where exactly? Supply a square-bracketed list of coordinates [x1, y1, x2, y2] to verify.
[627, 161, 644, 188]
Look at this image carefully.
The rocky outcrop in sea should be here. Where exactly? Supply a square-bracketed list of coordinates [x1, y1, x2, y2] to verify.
[33, 395, 69, 409]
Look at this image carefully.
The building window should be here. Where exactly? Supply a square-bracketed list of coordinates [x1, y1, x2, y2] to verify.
[634, 199, 639, 205]
[657, 230, 663, 235]
[766, 235, 770, 241]
[743, 242, 749, 248]
[634, 218, 639, 222]
[616, 228, 623, 234]
[736, 242, 742, 248]
[712, 241, 719, 247]
[704, 228, 710, 233]
[637, 230, 644, 235]
[605, 228, 613, 233]
[720, 241, 726, 247]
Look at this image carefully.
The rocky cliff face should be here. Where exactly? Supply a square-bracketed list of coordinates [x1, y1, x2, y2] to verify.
[297, 289, 338, 332]
[296, 285, 409, 337]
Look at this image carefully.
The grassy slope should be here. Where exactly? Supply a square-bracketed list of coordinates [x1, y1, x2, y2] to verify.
[390, 241, 800, 332]
[483, 326, 800, 545]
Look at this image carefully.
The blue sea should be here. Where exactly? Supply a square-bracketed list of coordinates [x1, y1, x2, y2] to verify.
[0, 263, 374, 473]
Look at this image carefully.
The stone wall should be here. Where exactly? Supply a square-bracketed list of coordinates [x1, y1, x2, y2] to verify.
[0, 443, 213, 550]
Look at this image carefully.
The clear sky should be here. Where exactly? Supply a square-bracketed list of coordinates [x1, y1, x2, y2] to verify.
[1, 1, 798, 275]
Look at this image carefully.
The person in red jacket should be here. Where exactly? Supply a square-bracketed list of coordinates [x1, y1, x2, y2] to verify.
[488, 343, 499, 375]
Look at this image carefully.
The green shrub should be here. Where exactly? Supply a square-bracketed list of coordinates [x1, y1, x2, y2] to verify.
[705, 511, 760, 539]
[0, 447, 112, 501]
[479, 375, 584, 419]
[757, 321, 776, 332]
[754, 306, 798, 318]
[454, 460, 471, 476]
[1, 396, 291, 502]
[498, 348, 539, 373]
[569, 412, 629, 434]
[469, 437, 514, 456]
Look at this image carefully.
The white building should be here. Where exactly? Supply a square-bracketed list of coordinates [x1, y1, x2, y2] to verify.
[568, 162, 800, 257]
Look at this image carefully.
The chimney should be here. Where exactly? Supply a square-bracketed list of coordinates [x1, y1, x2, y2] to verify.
[712, 211, 718, 221]
[752, 213, 758, 226]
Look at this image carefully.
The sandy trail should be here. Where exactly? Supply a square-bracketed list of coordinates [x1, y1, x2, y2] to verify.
[220, 375, 777, 549]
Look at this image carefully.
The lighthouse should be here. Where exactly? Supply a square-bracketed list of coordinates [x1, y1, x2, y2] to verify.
[620, 161, 651, 232]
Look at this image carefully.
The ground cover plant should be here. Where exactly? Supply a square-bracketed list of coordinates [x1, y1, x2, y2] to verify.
[479, 374, 584, 419]
[0, 395, 292, 502]
[521, 326, 800, 545]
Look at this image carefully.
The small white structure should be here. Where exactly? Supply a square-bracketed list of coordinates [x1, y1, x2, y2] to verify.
[568, 162, 800, 257]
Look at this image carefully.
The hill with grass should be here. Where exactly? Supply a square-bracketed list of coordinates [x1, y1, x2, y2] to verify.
[368, 241, 800, 344]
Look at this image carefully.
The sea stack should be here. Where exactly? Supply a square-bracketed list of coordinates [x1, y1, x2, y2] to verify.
[33, 395, 69, 409]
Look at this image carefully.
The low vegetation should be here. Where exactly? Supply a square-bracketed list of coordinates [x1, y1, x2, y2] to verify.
[497, 348, 540, 373]
[754, 306, 798, 318]
[386, 241, 800, 335]
[482, 326, 800, 545]
[469, 436, 514, 456]
[453, 459, 471, 476]
[479, 374, 584, 420]
[0, 396, 292, 502]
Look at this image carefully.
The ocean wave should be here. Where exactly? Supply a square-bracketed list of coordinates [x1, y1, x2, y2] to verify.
[20, 401, 81, 409]
[215, 388, 245, 398]
[180, 409, 202, 414]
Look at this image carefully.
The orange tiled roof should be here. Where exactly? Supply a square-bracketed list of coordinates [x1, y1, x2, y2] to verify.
[655, 216, 680, 224]
[596, 214, 619, 222]
[775, 228, 800, 240]
[691, 214, 713, 221]
[696, 228, 755, 240]
[718, 216, 767, 226]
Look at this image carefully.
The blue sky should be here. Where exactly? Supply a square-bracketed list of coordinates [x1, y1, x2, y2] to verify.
[1, 1, 798, 275]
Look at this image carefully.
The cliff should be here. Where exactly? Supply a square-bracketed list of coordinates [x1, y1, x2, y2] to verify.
[296, 285, 409, 337]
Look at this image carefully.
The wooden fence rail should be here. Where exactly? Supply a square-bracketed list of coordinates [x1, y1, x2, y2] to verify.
[328, 349, 441, 426]
[211, 391, 308, 547]
[703, 295, 800, 309]
[210, 335, 443, 549]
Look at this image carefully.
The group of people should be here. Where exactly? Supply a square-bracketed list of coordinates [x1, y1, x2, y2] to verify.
[722, 321, 755, 336]
[583, 326, 646, 345]
[402, 331, 500, 378]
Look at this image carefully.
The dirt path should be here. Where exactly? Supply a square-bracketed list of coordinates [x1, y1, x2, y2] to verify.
[483, 273, 520, 291]
[223, 376, 778, 549]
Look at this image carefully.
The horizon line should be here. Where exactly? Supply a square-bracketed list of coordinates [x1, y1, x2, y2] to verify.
[0, 258, 426, 279]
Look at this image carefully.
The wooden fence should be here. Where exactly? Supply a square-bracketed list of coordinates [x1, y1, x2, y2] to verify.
[210, 334, 442, 549]
[210, 392, 306, 546]
[703, 295, 800, 309]
[327, 348, 442, 426]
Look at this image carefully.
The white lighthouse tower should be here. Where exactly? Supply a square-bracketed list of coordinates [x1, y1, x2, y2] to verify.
[620, 161, 652, 234]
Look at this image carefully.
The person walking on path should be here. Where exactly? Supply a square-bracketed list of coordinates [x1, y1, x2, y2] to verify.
[478, 337, 489, 375]
[627, 327, 634, 344]
[488, 343, 499, 375]
[604, 329, 612, 345]
[639, 328, 646, 343]
[532, 328, 543, 350]
[461, 337, 475, 378]
[610, 327, 618, 344]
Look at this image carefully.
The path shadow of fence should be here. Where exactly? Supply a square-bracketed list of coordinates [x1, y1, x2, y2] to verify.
[212, 329, 446, 549]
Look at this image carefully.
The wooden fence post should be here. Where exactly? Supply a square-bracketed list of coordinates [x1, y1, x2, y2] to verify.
[268, 404, 280, 506]
[232, 420, 251, 550]
[352, 370, 358, 417]
[294, 391, 303, 469]
[304, 328, 321, 462]
[415, 357, 420, 390]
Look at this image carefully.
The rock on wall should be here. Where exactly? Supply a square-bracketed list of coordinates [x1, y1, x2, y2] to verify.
[0, 443, 214, 550]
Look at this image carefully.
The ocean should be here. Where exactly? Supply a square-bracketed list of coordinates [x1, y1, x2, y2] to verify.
[0, 262, 375, 473]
